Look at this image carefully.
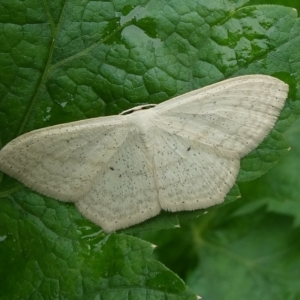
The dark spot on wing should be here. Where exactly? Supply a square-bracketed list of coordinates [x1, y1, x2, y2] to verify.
[187, 146, 191, 151]
[109, 167, 114, 171]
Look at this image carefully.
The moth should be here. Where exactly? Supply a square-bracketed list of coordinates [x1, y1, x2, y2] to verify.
[0, 75, 289, 232]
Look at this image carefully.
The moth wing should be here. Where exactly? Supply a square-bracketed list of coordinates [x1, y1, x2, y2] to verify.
[151, 75, 288, 211]
[0, 116, 160, 231]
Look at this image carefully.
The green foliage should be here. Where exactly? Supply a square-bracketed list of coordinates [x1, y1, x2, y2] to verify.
[1, 0, 300, 299]
[0, 192, 196, 299]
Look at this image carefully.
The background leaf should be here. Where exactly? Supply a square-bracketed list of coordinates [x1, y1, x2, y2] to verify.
[0, 191, 197, 299]
[1, 0, 300, 299]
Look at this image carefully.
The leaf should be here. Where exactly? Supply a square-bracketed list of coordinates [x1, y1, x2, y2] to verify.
[185, 208, 300, 299]
[0, 191, 197, 300]
[1, 0, 300, 299]
[237, 117, 300, 227]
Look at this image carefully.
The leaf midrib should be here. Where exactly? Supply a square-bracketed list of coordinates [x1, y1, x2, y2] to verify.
[17, 2, 133, 137]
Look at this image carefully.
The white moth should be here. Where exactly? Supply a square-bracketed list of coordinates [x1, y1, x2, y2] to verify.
[0, 75, 289, 232]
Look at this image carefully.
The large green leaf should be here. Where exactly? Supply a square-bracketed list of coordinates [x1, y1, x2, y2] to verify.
[0, 0, 300, 299]
[0, 191, 197, 299]
[237, 117, 300, 227]
[185, 209, 300, 299]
